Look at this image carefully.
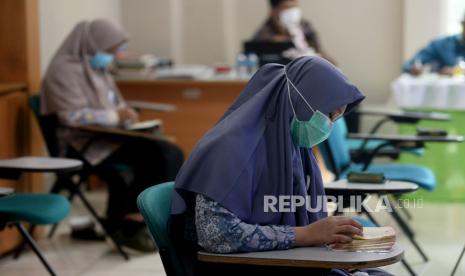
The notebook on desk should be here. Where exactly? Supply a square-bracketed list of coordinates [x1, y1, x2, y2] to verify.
[329, 226, 396, 253]
[124, 119, 162, 131]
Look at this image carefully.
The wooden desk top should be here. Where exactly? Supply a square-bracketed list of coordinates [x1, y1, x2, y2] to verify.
[0, 83, 27, 95]
[198, 244, 404, 269]
[74, 125, 175, 143]
[0, 157, 82, 173]
[325, 179, 419, 195]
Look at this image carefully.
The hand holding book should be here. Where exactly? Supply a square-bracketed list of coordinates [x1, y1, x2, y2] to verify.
[329, 226, 396, 252]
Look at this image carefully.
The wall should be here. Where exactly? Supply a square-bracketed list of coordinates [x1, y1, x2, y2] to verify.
[39, 0, 122, 75]
[122, 0, 404, 104]
[38, 0, 406, 104]
[403, 0, 446, 61]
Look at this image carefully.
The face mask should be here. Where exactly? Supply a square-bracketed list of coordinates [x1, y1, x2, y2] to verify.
[279, 7, 302, 28]
[89, 52, 114, 69]
[286, 75, 333, 148]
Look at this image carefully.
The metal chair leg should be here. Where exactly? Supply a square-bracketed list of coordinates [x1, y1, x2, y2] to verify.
[361, 206, 418, 275]
[47, 178, 72, 239]
[401, 258, 417, 276]
[387, 199, 428, 262]
[48, 183, 79, 239]
[451, 244, 465, 276]
[15, 223, 56, 276]
[70, 183, 129, 260]
[12, 225, 35, 259]
[394, 195, 413, 221]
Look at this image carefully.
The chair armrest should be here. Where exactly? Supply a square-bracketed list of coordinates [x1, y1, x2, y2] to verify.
[356, 109, 450, 123]
[127, 101, 176, 112]
[348, 133, 464, 143]
[73, 125, 175, 143]
[348, 133, 463, 170]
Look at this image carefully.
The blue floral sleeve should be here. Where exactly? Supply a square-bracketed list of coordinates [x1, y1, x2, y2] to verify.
[195, 194, 295, 253]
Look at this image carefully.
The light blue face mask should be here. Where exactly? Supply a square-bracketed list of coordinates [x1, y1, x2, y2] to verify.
[89, 52, 114, 70]
[286, 76, 334, 148]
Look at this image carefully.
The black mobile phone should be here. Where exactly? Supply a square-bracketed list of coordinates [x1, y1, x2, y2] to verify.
[416, 127, 448, 137]
[347, 171, 385, 184]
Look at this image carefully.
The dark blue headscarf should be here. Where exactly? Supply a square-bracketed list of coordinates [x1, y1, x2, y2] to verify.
[171, 56, 364, 227]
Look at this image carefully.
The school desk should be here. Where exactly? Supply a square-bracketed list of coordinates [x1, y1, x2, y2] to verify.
[198, 244, 404, 270]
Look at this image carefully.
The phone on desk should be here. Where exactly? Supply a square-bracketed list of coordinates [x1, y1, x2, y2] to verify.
[347, 172, 385, 184]
[416, 127, 448, 137]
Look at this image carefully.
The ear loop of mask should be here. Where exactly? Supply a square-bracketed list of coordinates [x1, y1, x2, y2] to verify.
[285, 73, 316, 120]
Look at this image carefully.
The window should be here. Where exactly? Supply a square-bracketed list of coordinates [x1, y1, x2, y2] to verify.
[445, 0, 465, 35]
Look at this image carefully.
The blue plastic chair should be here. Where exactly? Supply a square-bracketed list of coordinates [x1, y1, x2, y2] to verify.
[319, 119, 436, 191]
[137, 182, 186, 276]
[28, 95, 130, 259]
[0, 193, 70, 276]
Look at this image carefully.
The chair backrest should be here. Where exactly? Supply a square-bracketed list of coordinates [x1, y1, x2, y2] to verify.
[137, 182, 186, 276]
[318, 118, 352, 178]
[28, 95, 60, 157]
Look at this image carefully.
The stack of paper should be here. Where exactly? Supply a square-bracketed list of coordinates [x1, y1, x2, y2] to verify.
[125, 119, 163, 131]
[330, 226, 396, 252]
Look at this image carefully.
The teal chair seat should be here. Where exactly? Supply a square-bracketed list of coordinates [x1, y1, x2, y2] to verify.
[0, 193, 70, 225]
[342, 163, 436, 192]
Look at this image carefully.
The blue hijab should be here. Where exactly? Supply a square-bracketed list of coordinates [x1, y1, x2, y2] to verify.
[171, 56, 364, 227]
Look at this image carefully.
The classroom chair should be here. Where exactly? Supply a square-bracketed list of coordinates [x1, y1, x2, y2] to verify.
[28, 95, 130, 260]
[341, 117, 424, 163]
[347, 109, 450, 162]
[0, 156, 82, 276]
[137, 182, 186, 276]
[137, 182, 379, 275]
[320, 119, 436, 192]
[318, 119, 436, 274]
[0, 192, 70, 276]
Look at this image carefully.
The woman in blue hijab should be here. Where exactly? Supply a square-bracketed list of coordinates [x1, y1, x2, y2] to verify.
[171, 57, 389, 275]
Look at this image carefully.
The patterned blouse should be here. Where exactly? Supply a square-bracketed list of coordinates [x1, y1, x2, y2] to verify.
[56, 89, 123, 165]
[195, 194, 295, 253]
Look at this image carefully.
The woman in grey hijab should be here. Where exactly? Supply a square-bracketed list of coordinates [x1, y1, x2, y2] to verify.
[40, 19, 184, 251]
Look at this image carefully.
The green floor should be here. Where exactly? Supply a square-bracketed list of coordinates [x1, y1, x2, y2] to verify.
[399, 110, 465, 202]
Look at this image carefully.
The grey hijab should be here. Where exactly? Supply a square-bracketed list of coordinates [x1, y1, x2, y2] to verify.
[40, 19, 128, 116]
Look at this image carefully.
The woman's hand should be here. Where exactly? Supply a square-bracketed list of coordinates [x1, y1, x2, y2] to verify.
[410, 66, 423, 76]
[439, 67, 454, 76]
[117, 107, 139, 124]
[294, 216, 363, 246]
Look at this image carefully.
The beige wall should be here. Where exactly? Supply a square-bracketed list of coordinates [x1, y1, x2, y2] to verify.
[403, 0, 446, 61]
[38, 0, 405, 104]
[299, 0, 404, 104]
[122, 0, 403, 104]
[39, 0, 122, 75]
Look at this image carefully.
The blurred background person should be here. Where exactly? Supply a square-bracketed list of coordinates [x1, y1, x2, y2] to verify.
[403, 15, 465, 76]
[252, 0, 334, 63]
[40, 19, 184, 252]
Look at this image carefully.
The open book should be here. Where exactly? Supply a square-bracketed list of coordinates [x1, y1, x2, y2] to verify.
[329, 226, 396, 252]
[125, 119, 163, 131]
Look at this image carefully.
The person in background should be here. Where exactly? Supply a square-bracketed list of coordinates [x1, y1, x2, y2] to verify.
[40, 19, 184, 252]
[252, 0, 334, 63]
[171, 56, 391, 275]
[403, 16, 465, 76]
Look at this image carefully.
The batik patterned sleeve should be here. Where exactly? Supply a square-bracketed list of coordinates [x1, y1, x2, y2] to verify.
[195, 194, 295, 253]
[59, 108, 119, 127]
